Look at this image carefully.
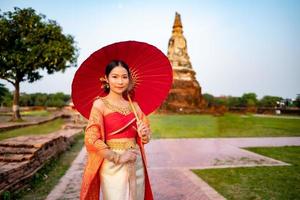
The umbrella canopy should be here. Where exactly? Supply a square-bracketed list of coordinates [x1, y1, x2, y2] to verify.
[72, 40, 173, 119]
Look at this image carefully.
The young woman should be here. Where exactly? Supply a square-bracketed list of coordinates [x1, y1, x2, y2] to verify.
[80, 60, 153, 200]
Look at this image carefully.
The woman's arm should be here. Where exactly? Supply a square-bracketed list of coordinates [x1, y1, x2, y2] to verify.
[84, 100, 108, 154]
[133, 102, 151, 144]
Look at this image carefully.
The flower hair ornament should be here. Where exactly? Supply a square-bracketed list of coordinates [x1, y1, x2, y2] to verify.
[100, 77, 110, 90]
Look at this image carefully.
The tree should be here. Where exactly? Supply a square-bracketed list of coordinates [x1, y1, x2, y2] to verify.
[227, 96, 242, 107]
[0, 83, 10, 106]
[45, 92, 69, 107]
[31, 93, 48, 106]
[19, 93, 34, 106]
[295, 94, 300, 108]
[0, 7, 78, 120]
[202, 93, 214, 107]
[258, 95, 282, 107]
[240, 92, 258, 107]
[213, 96, 228, 107]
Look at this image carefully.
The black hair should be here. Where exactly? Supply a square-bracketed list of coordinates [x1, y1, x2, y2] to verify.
[104, 60, 132, 93]
[105, 60, 130, 77]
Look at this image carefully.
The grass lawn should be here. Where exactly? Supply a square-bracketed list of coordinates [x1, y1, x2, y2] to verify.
[1, 133, 84, 200]
[149, 113, 300, 138]
[21, 110, 51, 116]
[0, 110, 50, 117]
[0, 118, 65, 141]
[193, 146, 300, 200]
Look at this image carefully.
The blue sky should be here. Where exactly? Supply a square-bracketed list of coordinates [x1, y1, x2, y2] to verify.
[0, 0, 299, 99]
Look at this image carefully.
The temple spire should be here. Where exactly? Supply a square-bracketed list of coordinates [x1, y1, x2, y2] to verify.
[172, 12, 183, 34]
[173, 12, 183, 28]
[168, 12, 190, 67]
[160, 12, 203, 114]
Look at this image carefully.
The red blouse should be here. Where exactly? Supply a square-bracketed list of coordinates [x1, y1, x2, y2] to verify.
[103, 112, 138, 140]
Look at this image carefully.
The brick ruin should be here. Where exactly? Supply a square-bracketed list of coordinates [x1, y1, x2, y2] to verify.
[160, 12, 203, 113]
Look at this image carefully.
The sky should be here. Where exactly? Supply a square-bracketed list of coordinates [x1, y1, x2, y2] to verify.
[0, 0, 299, 99]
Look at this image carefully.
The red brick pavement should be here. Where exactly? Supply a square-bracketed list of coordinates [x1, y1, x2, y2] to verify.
[46, 137, 300, 200]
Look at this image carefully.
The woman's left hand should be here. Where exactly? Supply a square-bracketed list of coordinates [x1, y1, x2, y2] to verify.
[137, 120, 151, 144]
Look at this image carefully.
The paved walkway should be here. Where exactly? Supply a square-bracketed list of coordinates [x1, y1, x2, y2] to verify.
[46, 137, 300, 200]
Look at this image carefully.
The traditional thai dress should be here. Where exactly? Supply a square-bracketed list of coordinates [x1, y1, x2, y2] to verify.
[80, 99, 153, 200]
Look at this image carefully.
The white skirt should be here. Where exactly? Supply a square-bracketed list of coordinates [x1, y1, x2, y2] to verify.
[100, 147, 145, 200]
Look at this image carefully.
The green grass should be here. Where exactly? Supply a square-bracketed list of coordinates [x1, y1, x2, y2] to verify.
[218, 114, 300, 137]
[149, 113, 300, 138]
[0, 110, 50, 117]
[1, 133, 84, 200]
[149, 114, 218, 138]
[0, 118, 65, 141]
[193, 146, 300, 200]
[21, 110, 50, 117]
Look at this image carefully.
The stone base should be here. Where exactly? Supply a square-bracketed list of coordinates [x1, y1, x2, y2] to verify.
[0, 128, 82, 194]
[159, 79, 203, 113]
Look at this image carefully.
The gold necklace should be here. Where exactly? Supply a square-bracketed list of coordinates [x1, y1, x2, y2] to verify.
[101, 97, 132, 115]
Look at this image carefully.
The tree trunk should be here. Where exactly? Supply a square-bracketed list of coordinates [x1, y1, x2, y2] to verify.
[12, 80, 21, 121]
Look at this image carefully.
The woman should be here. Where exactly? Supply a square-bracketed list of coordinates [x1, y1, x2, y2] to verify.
[80, 60, 153, 200]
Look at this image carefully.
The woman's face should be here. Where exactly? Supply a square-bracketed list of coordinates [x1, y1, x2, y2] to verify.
[106, 66, 129, 95]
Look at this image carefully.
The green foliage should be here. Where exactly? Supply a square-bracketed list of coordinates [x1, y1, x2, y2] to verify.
[0, 7, 78, 85]
[18, 92, 70, 107]
[0, 7, 77, 119]
[0, 83, 10, 104]
[1, 90, 70, 107]
[295, 94, 300, 108]
[240, 92, 258, 107]
[258, 95, 283, 107]
[213, 97, 227, 106]
[203, 93, 228, 107]
[202, 93, 214, 107]
[0, 83, 9, 99]
[203, 92, 297, 110]
[19, 93, 34, 106]
[0, 83, 12, 106]
[203, 93, 260, 108]
[46, 92, 70, 107]
[1, 191, 10, 200]
[227, 96, 242, 107]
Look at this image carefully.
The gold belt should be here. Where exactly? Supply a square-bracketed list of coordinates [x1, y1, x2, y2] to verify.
[106, 140, 137, 150]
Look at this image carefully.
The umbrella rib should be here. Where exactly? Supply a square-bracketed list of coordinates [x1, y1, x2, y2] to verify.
[133, 66, 172, 74]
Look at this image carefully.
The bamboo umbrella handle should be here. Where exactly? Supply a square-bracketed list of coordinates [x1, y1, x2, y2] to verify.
[127, 94, 140, 122]
[127, 94, 139, 200]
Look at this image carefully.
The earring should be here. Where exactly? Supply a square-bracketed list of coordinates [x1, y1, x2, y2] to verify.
[100, 76, 109, 90]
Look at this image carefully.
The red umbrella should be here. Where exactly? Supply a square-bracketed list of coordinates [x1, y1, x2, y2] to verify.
[72, 40, 173, 119]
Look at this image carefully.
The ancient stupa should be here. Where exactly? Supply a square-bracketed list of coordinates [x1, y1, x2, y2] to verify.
[160, 12, 203, 113]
